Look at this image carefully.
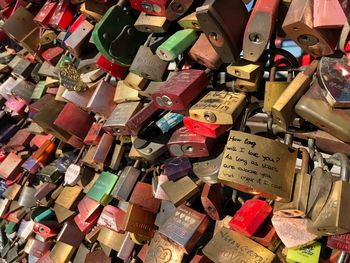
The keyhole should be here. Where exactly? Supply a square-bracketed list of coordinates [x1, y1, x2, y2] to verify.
[249, 33, 263, 44]
[171, 2, 183, 13]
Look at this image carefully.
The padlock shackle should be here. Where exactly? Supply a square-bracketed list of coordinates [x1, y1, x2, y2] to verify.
[329, 153, 350, 181]
[298, 148, 310, 175]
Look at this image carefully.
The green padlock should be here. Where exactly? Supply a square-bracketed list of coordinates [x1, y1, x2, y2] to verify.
[286, 242, 321, 263]
[31, 81, 47, 100]
[92, 5, 148, 66]
[87, 171, 119, 205]
[156, 29, 198, 61]
[5, 221, 17, 235]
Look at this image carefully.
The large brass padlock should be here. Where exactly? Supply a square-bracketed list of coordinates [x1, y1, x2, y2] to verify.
[134, 12, 169, 33]
[218, 131, 297, 201]
[308, 153, 350, 236]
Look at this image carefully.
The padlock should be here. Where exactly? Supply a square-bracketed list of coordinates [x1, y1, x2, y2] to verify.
[243, 0, 280, 62]
[122, 203, 156, 238]
[59, 61, 89, 92]
[31, 81, 47, 100]
[274, 148, 312, 217]
[192, 152, 223, 184]
[80, 0, 113, 22]
[114, 81, 140, 103]
[64, 20, 94, 58]
[49, 241, 76, 263]
[96, 54, 128, 80]
[204, 226, 276, 262]
[153, 174, 170, 200]
[251, 223, 281, 252]
[318, 55, 350, 108]
[2, 7, 38, 44]
[196, 0, 249, 63]
[11, 57, 35, 79]
[112, 162, 141, 201]
[3, 128, 33, 152]
[18, 185, 37, 208]
[48, 0, 75, 32]
[167, 127, 214, 158]
[229, 199, 272, 237]
[165, 0, 194, 21]
[264, 66, 291, 113]
[34, 1, 59, 29]
[134, 137, 167, 162]
[272, 59, 318, 130]
[130, 0, 169, 17]
[188, 33, 222, 70]
[129, 181, 161, 214]
[54, 102, 94, 141]
[282, 0, 338, 57]
[313, 0, 347, 29]
[86, 171, 118, 205]
[0, 152, 23, 180]
[271, 215, 319, 248]
[76, 195, 102, 223]
[183, 116, 230, 139]
[84, 122, 104, 145]
[91, 132, 114, 166]
[92, 4, 148, 66]
[144, 231, 184, 263]
[24, 237, 52, 259]
[135, 12, 169, 33]
[130, 38, 169, 81]
[154, 200, 176, 227]
[85, 250, 111, 263]
[34, 182, 57, 201]
[74, 209, 102, 234]
[0, 0, 13, 8]
[124, 72, 149, 91]
[127, 101, 163, 136]
[97, 205, 126, 233]
[152, 69, 208, 110]
[296, 78, 350, 143]
[156, 29, 198, 61]
[56, 220, 85, 248]
[55, 185, 83, 210]
[11, 79, 35, 103]
[62, 86, 95, 111]
[178, 12, 200, 30]
[164, 156, 191, 181]
[103, 101, 142, 136]
[159, 204, 209, 254]
[160, 176, 199, 206]
[218, 131, 298, 201]
[109, 141, 125, 170]
[97, 226, 126, 252]
[41, 46, 64, 66]
[201, 183, 224, 220]
[40, 30, 57, 46]
[189, 91, 246, 125]
[286, 242, 321, 263]
[87, 75, 119, 118]
[308, 153, 350, 236]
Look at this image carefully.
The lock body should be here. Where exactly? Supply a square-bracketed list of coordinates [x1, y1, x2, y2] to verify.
[189, 91, 246, 125]
[130, 0, 169, 16]
[152, 69, 208, 111]
[196, 0, 249, 63]
[183, 116, 230, 138]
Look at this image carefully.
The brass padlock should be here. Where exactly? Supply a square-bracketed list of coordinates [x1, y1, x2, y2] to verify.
[189, 91, 246, 125]
[195, 0, 249, 63]
[274, 148, 312, 217]
[233, 68, 263, 93]
[295, 77, 350, 143]
[272, 59, 318, 130]
[124, 72, 149, 91]
[178, 12, 200, 30]
[114, 81, 140, 104]
[144, 231, 184, 263]
[264, 66, 291, 113]
[218, 131, 297, 201]
[282, 0, 338, 57]
[134, 12, 169, 33]
[308, 153, 350, 236]
[202, 227, 275, 263]
[160, 176, 199, 207]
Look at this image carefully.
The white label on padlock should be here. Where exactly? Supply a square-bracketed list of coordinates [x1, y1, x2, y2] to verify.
[64, 164, 81, 186]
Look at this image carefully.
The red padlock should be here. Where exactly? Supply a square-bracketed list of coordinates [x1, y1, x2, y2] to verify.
[129, 182, 161, 214]
[328, 233, 350, 253]
[41, 46, 64, 66]
[48, 0, 75, 32]
[34, 0, 58, 29]
[167, 127, 214, 158]
[0, 0, 26, 20]
[201, 183, 224, 220]
[97, 205, 126, 233]
[67, 14, 86, 34]
[229, 199, 272, 237]
[84, 122, 104, 146]
[183, 116, 230, 138]
[152, 69, 209, 111]
[96, 54, 128, 80]
[130, 0, 169, 16]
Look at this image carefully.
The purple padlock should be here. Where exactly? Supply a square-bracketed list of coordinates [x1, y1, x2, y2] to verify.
[164, 157, 192, 181]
